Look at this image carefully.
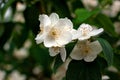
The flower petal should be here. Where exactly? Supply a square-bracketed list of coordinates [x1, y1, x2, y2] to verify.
[78, 35, 90, 40]
[44, 36, 57, 47]
[50, 13, 59, 26]
[49, 47, 60, 56]
[55, 18, 73, 31]
[56, 31, 72, 46]
[39, 14, 51, 27]
[60, 47, 66, 62]
[89, 40, 102, 55]
[78, 23, 92, 31]
[84, 40, 102, 62]
[71, 29, 79, 40]
[35, 34, 45, 44]
[84, 54, 97, 62]
[70, 42, 84, 60]
[89, 28, 104, 36]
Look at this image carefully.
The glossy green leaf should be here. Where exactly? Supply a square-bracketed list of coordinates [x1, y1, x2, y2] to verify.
[66, 60, 101, 80]
[73, 8, 99, 25]
[95, 14, 118, 37]
[1, 0, 15, 19]
[0, 22, 14, 49]
[97, 38, 113, 66]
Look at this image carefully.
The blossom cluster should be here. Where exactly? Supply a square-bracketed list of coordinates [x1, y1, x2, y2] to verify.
[35, 13, 104, 62]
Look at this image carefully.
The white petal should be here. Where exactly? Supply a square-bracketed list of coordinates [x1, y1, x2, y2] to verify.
[84, 40, 102, 62]
[50, 13, 59, 26]
[55, 18, 73, 31]
[60, 47, 66, 62]
[78, 35, 90, 40]
[78, 23, 92, 31]
[84, 54, 97, 62]
[44, 36, 57, 47]
[35, 34, 44, 44]
[89, 40, 102, 55]
[89, 28, 104, 36]
[49, 47, 60, 56]
[70, 42, 84, 60]
[39, 14, 51, 27]
[71, 29, 79, 40]
[56, 31, 72, 46]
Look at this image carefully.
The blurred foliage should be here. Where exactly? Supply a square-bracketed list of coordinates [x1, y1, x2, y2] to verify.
[0, 0, 120, 80]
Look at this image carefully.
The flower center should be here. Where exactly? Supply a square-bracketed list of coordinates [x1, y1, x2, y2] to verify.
[49, 27, 60, 39]
[39, 26, 44, 34]
[77, 41, 91, 56]
[80, 25, 92, 36]
[52, 47, 60, 53]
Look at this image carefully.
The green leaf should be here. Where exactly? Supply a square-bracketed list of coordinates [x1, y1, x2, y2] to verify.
[30, 45, 51, 67]
[24, 5, 40, 35]
[95, 14, 118, 37]
[73, 8, 99, 25]
[0, 22, 14, 49]
[51, 0, 71, 18]
[97, 38, 113, 66]
[12, 24, 29, 48]
[113, 53, 120, 71]
[1, 0, 15, 19]
[30, 45, 52, 77]
[66, 60, 101, 80]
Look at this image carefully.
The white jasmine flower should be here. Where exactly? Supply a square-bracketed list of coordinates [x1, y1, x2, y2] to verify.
[35, 13, 73, 47]
[82, 0, 98, 10]
[102, 75, 110, 80]
[110, 0, 120, 17]
[76, 23, 103, 40]
[49, 47, 66, 61]
[13, 48, 29, 60]
[16, 2, 26, 12]
[8, 70, 26, 80]
[114, 22, 120, 35]
[33, 66, 43, 75]
[70, 40, 102, 62]
[70, 29, 79, 40]
[102, 0, 120, 17]
[0, 70, 6, 80]
[13, 12, 25, 23]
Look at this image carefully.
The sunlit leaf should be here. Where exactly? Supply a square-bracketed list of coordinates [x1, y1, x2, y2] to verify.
[73, 8, 99, 26]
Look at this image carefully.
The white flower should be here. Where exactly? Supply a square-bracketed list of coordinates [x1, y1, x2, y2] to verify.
[0, 70, 6, 80]
[49, 47, 66, 62]
[70, 40, 102, 62]
[13, 48, 29, 60]
[8, 70, 26, 80]
[102, 75, 110, 80]
[82, 0, 98, 10]
[35, 13, 73, 47]
[32, 66, 43, 75]
[76, 23, 103, 40]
